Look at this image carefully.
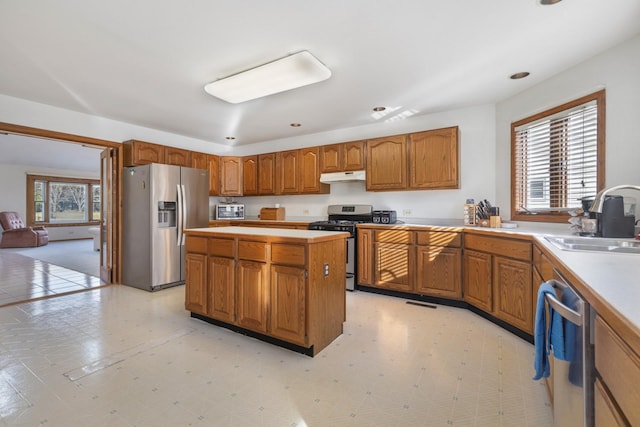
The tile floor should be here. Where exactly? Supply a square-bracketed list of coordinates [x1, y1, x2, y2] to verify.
[0, 251, 103, 307]
[0, 270, 553, 427]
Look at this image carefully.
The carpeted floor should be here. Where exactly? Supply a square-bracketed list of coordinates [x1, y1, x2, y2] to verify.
[3, 239, 100, 277]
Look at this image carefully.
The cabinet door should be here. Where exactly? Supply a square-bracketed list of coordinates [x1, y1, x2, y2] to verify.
[415, 246, 462, 299]
[220, 156, 243, 196]
[207, 256, 235, 323]
[320, 144, 341, 173]
[123, 140, 164, 166]
[357, 229, 373, 286]
[374, 242, 413, 292]
[366, 135, 407, 191]
[300, 147, 330, 194]
[276, 150, 300, 194]
[207, 154, 220, 196]
[185, 253, 207, 314]
[409, 127, 459, 189]
[242, 155, 258, 196]
[165, 146, 191, 167]
[594, 378, 627, 427]
[191, 151, 208, 170]
[258, 153, 276, 195]
[236, 260, 269, 333]
[270, 265, 306, 345]
[463, 249, 492, 312]
[343, 140, 366, 171]
[493, 256, 532, 333]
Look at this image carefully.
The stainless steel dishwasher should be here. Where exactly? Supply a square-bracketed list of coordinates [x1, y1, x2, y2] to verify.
[545, 273, 595, 427]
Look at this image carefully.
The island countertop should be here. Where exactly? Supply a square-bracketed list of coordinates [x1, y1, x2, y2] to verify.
[185, 226, 349, 243]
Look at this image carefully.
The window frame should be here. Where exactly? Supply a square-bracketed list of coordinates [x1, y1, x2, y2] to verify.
[510, 90, 606, 223]
[26, 174, 101, 227]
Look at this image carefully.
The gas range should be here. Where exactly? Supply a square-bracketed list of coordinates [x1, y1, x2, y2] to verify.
[307, 205, 374, 236]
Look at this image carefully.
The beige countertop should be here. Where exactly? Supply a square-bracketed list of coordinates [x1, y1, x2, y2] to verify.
[185, 226, 349, 243]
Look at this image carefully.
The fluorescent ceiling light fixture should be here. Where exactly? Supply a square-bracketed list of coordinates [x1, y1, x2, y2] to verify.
[204, 51, 331, 104]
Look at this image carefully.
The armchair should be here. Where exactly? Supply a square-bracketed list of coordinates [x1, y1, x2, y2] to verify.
[0, 211, 49, 248]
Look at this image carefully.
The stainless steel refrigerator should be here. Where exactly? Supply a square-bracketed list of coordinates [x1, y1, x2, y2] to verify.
[122, 163, 209, 291]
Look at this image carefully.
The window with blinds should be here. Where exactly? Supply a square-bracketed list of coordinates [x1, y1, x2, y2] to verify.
[511, 90, 605, 222]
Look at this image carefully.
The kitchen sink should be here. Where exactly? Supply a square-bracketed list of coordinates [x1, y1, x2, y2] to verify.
[544, 235, 640, 254]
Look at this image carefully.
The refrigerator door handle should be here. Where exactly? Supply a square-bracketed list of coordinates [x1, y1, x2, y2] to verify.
[180, 184, 187, 246]
[177, 184, 184, 246]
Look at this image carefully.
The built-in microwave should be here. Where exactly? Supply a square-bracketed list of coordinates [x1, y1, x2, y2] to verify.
[216, 203, 245, 220]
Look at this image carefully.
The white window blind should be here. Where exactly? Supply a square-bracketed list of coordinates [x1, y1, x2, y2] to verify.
[513, 100, 599, 214]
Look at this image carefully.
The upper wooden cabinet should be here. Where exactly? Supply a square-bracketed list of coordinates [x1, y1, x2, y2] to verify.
[207, 154, 220, 196]
[409, 127, 459, 189]
[320, 140, 366, 173]
[300, 147, 330, 194]
[258, 153, 276, 195]
[366, 135, 408, 191]
[191, 151, 208, 170]
[242, 156, 258, 196]
[164, 146, 191, 167]
[123, 140, 164, 166]
[276, 150, 300, 194]
[220, 156, 243, 196]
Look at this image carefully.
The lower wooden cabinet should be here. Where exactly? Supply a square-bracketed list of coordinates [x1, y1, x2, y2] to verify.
[415, 245, 461, 299]
[375, 242, 413, 292]
[270, 265, 306, 344]
[208, 256, 235, 324]
[185, 253, 207, 313]
[493, 256, 532, 332]
[357, 229, 373, 286]
[463, 249, 493, 312]
[236, 260, 268, 333]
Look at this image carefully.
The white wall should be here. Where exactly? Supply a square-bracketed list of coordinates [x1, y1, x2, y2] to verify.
[0, 164, 100, 241]
[495, 33, 640, 219]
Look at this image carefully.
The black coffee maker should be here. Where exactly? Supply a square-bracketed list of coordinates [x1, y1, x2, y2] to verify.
[590, 195, 635, 238]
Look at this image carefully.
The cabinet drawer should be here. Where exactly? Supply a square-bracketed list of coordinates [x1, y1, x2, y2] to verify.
[208, 238, 235, 257]
[595, 316, 640, 426]
[271, 243, 306, 266]
[465, 234, 531, 261]
[238, 240, 267, 262]
[185, 236, 207, 254]
[375, 229, 412, 244]
[415, 231, 461, 247]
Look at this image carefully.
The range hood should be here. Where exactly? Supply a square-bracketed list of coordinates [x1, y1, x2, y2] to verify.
[319, 170, 366, 183]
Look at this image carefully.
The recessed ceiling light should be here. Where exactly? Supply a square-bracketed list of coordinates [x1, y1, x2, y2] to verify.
[290, 123, 302, 127]
[373, 106, 386, 112]
[510, 72, 530, 80]
[204, 51, 331, 104]
[539, 0, 562, 5]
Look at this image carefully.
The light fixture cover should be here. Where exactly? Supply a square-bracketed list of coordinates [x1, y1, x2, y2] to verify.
[204, 51, 331, 104]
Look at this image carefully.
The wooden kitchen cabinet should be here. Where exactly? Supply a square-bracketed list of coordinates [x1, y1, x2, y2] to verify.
[493, 256, 532, 332]
[463, 249, 493, 312]
[164, 146, 191, 167]
[236, 260, 269, 333]
[220, 156, 243, 196]
[415, 231, 462, 299]
[242, 155, 258, 196]
[123, 139, 165, 166]
[185, 236, 208, 313]
[408, 127, 459, 189]
[208, 256, 236, 323]
[300, 146, 329, 194]
[366, 134, 407, 191]
[357, 228, 373, 286]
[320, 140, 366, 172]
[207, 154, 220, 196]
[270, 264, 306, 345]
[258, 153, 276, 195]
[373, 229, 413, 292]
[277, 150, 300, 194]
[191, 151, 208, 170]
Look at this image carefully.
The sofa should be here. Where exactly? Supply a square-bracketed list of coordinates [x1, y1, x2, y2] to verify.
[0, 211, 49, 248]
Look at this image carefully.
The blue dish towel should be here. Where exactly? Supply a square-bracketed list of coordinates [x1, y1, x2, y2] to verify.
[532, 281, 565, 380]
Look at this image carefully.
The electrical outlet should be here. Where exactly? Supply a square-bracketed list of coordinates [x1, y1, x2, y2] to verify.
[403, 209, 412, 216]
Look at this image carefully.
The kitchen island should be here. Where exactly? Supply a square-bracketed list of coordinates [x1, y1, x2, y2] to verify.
[183, 226, 349, 356]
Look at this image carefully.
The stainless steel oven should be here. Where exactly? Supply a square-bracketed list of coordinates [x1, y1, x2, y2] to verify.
[308, 204, 373, 291]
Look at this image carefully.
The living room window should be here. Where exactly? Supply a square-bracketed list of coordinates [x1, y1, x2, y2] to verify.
[27, 174, 100, 226]
[511, 90, 605, 222]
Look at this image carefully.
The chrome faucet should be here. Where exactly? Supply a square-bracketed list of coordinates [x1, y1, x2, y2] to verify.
[590, 185, 640, 213]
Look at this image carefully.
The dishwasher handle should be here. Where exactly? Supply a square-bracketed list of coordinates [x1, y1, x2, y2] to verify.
[545, 290, 583, 327]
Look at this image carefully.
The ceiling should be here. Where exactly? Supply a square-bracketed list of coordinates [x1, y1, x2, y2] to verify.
[2, 0, 640, 151]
